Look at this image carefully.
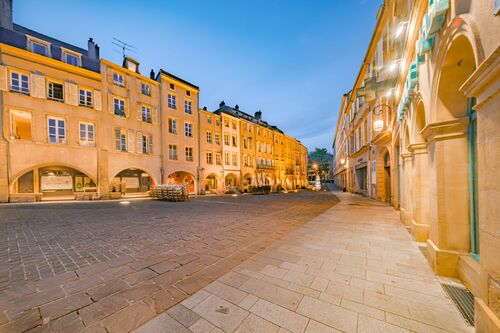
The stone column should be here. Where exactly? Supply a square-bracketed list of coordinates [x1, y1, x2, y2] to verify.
[400, 153, 413, 226]
[97, 149, 109, 199]
[423, 118, 470, 277]
[461, 48, 500, 333]
[409, 143, 430, 241]
[0, 141, 8, 202]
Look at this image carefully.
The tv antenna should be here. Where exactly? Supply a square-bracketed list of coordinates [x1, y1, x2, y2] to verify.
[112, 37, 138, 58]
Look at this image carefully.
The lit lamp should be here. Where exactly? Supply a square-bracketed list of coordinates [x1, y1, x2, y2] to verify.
[372, 104, 392, 133]
[340, 158, 345, 165]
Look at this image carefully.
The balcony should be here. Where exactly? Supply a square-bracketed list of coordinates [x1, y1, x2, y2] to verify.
[257, 163, 275, 170]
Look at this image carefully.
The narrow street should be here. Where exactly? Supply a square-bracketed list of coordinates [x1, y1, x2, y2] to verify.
[136, 191, 473, 333]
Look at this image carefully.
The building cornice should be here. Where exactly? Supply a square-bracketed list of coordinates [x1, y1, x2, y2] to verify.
[421, 117, 468, 143]
[460, 45, 500, 110]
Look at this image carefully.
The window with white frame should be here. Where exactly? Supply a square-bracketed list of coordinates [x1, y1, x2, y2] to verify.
[141, 105, 152, 123]
[79, 122, 95, 146]
[206, 152, 213, 164]
[168, 94, 176, 109]
[114, 97, 125, 117]
[113, 73, 124, 87]
[185, 146, 193, 161]
[28, 38, 49, 56]
[168, 118, 177, 134]
[215, 133, 220, 145]
[48, 117, 66, 144]
[168, 144, 178, 160]
[114, 128, 127, 152]
[48, 81, 64, 101]
[62, 50, 80, 66]
[206, 131, 212, 143]
[224, 134, 229, 146]
[224, 153, 230, 166]
[184, 100, 192, 114]
[79, 88, 92, 107]
[141, 83, 151, 96]
[10, 72, 29, 94]
[184, 122, 192, 137]
[142, 134, 153, 154]
[216, 153, 222, 165]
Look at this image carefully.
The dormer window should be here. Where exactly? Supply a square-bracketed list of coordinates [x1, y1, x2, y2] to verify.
[62, 50, 81, 67]
[141, 83, 151, 96]
[113, 73, 124, 87]
[28, 38, 50, 56]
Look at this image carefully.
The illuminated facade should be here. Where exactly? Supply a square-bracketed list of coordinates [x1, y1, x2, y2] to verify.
[0, 1, 307, 202]
[332, 1, 500, 330]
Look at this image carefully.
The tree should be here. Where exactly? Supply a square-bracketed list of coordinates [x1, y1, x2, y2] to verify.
[308, 148, 332, 180]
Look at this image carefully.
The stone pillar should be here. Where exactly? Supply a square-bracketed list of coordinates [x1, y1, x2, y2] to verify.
[424, 118, 470, 277]
[0, 141, 8, 202]
[400, 153, 413, 226]
[461, 48, 500, 332]
[98, 149, 109, 199]
[409, 144, 430, 241]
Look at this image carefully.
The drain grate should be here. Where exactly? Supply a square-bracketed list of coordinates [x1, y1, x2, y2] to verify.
[441, 284, 475, 326]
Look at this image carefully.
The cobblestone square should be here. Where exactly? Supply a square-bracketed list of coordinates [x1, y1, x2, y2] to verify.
[0, 191, 338, 332]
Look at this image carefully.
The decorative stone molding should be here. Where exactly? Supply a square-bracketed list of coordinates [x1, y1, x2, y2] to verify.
[421, 117, 468, 143]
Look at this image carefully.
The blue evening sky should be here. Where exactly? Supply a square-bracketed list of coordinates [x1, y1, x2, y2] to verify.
[14, 0, 382, 151]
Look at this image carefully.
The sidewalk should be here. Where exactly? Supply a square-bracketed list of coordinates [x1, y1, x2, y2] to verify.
[134, 191, 473, 333]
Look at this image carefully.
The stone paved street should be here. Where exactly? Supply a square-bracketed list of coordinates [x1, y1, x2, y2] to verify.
[0, 190, 337, 332]
[136, 191, 474, 333]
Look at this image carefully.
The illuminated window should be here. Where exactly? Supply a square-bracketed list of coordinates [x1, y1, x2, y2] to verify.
[10, 110, 32, 140]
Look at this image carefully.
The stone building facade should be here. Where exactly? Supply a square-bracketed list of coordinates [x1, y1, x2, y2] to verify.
[0, 0, 307, 202]
[332, 1, 499, 331]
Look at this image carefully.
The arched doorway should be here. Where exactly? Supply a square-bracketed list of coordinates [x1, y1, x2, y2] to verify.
[433, 33, 477, 262]
[242, 173, 253, 193]
[205, 174, 219, 192]
[113, 169, 153, 195]
[12, 166, 97, 200]
[167, 171, 196, 194]
[225, 173, 238, 188]
[383, 152, 391, 203]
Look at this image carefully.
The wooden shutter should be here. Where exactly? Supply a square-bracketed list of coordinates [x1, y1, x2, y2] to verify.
[64, 82, 78, 106]
[148, 135, 153, 154]
[0, 65, 8, 91]
[93, 90, 102, 111]
[128, 130, 135, 153]
[124, 98, 129, 118]
[108, 93, 114, 114]
[30, 73, 45, 98]
[136, 131, 143, 154]
[137, 103, 142, 121]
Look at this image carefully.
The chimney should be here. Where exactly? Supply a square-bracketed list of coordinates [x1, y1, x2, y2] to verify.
[150, 69, 155, 80]
[234, 104, 239, 110]
[0, 0, 13, 30]
[219, 101, 225, 107]
[88, 38, 99, 59]
[203, 106, 207, 111]
[254, 110, 262, 119]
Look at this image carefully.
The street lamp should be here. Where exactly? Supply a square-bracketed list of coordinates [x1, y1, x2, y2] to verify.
[372, 104, 392, 133]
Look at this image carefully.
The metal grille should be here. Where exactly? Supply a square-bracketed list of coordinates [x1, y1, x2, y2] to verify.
[441, 284, 475, 326]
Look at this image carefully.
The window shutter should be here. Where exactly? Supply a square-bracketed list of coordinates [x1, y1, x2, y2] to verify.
[128, 130, 135, 153]
[124, 98, 129, 118]
[137, 103, 142, 121]
[136, 131, 143, 154]
[148, 135, 153, 154]
[30, 73, 45, 98]
[0, 65, 7, 91]
[108, 93, 114, 114]
[64, 82, 78, 106]
[114, 129, 121, 150]
[93, 90, 102, 111]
